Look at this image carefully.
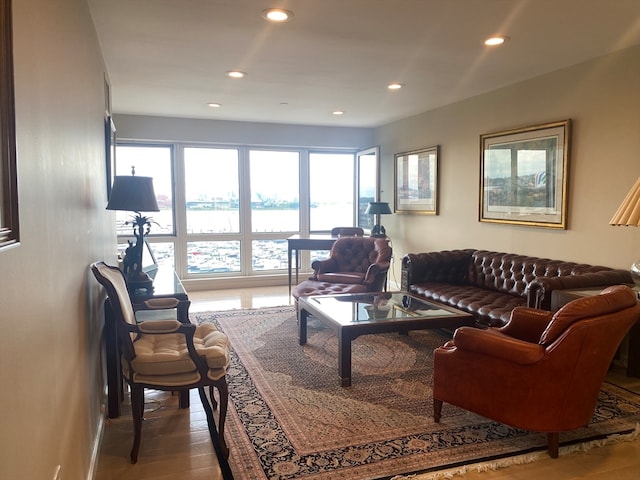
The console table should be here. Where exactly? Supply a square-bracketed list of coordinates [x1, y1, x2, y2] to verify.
[551, 287, 640, 377]
[104, 266, 191, 418]
[287, 234, 338, 294]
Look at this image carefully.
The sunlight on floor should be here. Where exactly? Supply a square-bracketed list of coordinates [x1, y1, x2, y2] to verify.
[188, 285, 292, 312]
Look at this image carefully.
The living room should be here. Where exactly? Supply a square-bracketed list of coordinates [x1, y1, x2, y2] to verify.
[1, 1, 640, 479]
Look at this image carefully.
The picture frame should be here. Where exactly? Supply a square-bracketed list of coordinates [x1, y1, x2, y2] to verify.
[480, 120, 571, 229]
[394, 146, 439, 214]
[105, 115, 116, 197]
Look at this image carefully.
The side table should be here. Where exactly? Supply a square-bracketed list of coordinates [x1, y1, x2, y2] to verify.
[104, 266, 191, 418]
[551, 287, 640, 377]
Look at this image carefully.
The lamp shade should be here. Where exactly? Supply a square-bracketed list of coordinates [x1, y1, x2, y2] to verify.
[610, 176, 640, 226]
[106, 175, 160, 213]
[365, 201, 392, 215]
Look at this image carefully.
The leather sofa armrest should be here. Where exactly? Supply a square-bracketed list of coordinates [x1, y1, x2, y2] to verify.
[451, 327, 545, 365]
[499, 307, 554, 343]
[401, 249, 474, 290]
[527, 270, 633, 310]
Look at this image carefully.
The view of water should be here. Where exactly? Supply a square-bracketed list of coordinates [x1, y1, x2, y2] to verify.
[119, 206, 362, 275]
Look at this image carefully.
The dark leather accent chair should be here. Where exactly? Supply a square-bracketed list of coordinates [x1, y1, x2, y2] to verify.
[433, 285, 640, 458]
[311, 236, 392, 292]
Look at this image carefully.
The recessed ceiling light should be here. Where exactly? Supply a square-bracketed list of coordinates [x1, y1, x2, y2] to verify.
[387, 83, 403, 90]
[332, 110, 345, 116]
[484, 35, 509, 46]
[262, 8, 294, 23]
[207, 103, 221, 108]
[226, 70, 247, 79]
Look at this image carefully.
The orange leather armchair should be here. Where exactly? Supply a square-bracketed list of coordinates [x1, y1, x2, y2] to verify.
[433, 285, 640, 458]
[311, 236, 392, 292]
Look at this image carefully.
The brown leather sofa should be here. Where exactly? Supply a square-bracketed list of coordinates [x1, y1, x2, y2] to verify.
[402, 249, 633, 326]
[433, 285, 640, 458]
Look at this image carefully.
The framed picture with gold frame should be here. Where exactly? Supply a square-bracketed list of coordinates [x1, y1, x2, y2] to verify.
[394, 145, 439, 214]
[480, 120, 571, 229]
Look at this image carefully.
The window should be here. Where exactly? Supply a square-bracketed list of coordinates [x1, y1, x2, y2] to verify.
[115, 143, 361, 280]
[115, 145, 174, 235]
[356, 147, 379, 231]
[185, 147, 239, 234]
[309, 152, 354, 231]
[249, 150, 300, 233]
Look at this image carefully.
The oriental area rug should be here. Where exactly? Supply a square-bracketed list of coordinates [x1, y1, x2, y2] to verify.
[196, 306, 640, 480]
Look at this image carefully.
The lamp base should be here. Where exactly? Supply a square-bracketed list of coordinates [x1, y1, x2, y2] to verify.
[125, 270, 154, 292]
[371, 224, 387, 238]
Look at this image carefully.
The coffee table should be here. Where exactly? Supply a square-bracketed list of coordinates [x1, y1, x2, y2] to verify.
[298, 291, 474, 386]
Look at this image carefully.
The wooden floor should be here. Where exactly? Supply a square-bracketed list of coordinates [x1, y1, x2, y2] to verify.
[95, 286, 640, 480]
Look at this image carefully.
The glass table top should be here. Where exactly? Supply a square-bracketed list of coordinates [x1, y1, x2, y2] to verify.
[301, 291, 466, 326]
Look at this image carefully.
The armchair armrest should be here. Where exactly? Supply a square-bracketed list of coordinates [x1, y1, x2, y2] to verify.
[311, 258, 339, 278]
[363, 261, 391, 287]
[498, 307, 553, 343]
[142, 298, 180, 309]
[451, 327, 545, 365]
[136, 319, 183, 334]
[527, 270, 632, 310]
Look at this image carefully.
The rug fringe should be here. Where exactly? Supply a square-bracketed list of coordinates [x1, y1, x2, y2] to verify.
[390, 423, 640, 480]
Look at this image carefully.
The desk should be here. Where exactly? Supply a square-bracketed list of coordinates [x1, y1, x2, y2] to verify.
[105, 266, 190, 418]
[287, 235, 338, 294]
[551, 287, 640, 377]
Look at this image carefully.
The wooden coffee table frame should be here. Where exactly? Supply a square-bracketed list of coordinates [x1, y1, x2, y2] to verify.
[298, 292, 474, 386]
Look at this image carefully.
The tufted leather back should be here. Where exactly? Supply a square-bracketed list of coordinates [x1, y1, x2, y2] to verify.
[469, 250, 617, 297]
[329, 237, 391, 273]
[540, 284, 639, 345]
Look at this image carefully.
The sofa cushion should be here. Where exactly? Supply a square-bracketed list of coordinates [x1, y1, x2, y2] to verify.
[409, 282, 527, 326]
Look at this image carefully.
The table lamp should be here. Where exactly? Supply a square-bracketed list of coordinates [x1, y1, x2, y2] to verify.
[365, 201, 392, 238]
[106, 167, 160, 290]
[609, 176, 640, 287]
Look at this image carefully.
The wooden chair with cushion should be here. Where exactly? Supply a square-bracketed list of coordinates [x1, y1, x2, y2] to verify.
[433, 284, 640, 458]
[90, 261, 232, 469]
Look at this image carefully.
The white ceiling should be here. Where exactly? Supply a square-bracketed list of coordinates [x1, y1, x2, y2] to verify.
[88, 0, 640, 128]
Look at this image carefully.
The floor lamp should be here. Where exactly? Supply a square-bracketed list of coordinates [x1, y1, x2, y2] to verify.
[610, 176, 640, 287]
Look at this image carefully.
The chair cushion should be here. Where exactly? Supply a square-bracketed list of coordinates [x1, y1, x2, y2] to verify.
[292, 280, 369, 299]
[129, 323, 231, 382]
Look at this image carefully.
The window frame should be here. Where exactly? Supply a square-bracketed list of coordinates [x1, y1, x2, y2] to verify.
[0, 0, 19, 249]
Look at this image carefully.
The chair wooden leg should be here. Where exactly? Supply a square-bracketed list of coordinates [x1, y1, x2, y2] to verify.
[216, 377, 229, 459]
[198, 385, 234, 480]
[547, 432, 559, 458]
[129, 385, 145, 464]
[433, 398, 443, 423]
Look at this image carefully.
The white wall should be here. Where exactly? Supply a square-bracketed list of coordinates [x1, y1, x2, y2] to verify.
[374, 45, 640, 282]
[0, 0, 115, 478]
